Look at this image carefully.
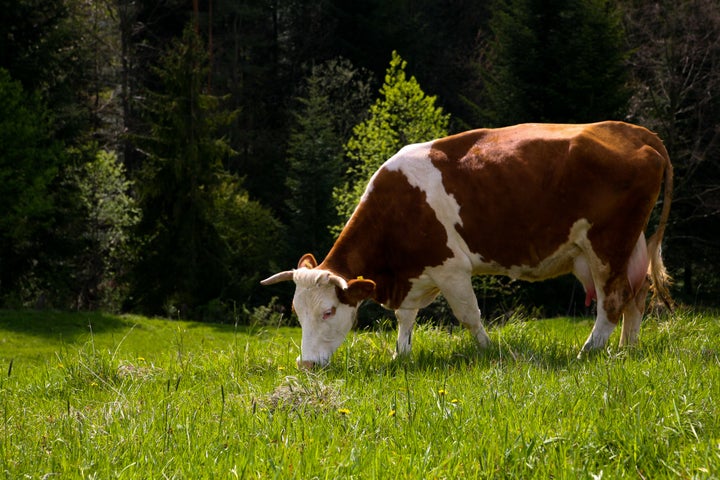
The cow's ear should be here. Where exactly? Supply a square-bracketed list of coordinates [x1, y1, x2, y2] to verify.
[342, 278, 376, 306]
[297, 253, 317, 269]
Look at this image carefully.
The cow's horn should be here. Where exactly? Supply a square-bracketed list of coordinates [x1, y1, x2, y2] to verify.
[327, 274, 348, 290]
[260, 270, 294, 285]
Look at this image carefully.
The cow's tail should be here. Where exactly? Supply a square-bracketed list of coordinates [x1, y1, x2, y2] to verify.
[646, 139, 674, 310]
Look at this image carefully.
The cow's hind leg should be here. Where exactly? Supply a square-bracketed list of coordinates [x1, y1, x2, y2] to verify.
[394, 308, 418, 358]
[437, 276, 490, 348]
[620, 234, 651, 347]
[580, 276, 630, 355]
[580, 301, 617, 354]
[620, 276, 650, 347]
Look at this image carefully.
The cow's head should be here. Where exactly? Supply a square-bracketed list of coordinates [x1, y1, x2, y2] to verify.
[260, 254, 376, 368]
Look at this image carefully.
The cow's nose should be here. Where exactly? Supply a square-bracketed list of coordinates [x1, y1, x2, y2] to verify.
[296, 358, 316, 370]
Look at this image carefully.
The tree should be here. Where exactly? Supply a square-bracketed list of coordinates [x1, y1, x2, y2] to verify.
[333, 52, 450, 232]
[481, 0, 630, 125]
[207, 0, 292, 214]
[0, 1, 127, 308]
[624, 0, 720, 302]
[0, 68, 64, 303]
[209, 176, 284, 309]
[133, 24, 229, 314]
[0, 0, 97, 141]
[132, 25, 283, 317]
[71, 149, 141, 310]
[285, 58, 374, 258]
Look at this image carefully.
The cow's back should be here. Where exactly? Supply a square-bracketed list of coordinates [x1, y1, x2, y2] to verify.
[422, 122, 666, 273]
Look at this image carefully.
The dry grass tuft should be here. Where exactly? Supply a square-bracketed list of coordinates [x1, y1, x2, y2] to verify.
[260, 375, 346, 412]
[116, 361, 161, 380]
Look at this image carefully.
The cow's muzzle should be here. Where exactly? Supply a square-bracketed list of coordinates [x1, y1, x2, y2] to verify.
[297, 359, 316, 370]
[296, 355, 328, 370]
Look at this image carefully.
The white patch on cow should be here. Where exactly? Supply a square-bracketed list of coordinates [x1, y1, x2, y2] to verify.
[383, 142, 483, 267]
[361, 143, 431, 203]
[381, 142, 491, 342]
[292, 268, 356, 366]
[627, 234, 648, 293]
[384, 142, 462, 222]
[394, 308, 418, 357]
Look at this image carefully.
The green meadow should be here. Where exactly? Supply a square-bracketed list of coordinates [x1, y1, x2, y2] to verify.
[0, 308, 719, 479]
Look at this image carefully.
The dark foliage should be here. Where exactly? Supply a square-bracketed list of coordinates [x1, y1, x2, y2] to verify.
[0, 0, 718, 319]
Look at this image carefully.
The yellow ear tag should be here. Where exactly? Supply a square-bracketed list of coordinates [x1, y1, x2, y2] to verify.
[357, 276, 364, 280]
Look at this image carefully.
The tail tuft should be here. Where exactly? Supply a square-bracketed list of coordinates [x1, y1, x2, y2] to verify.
[647, 233, 673, 311]
[646, 137, 674, 312]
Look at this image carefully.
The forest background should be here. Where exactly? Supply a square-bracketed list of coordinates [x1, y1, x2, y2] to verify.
[1, 0, 718, 324]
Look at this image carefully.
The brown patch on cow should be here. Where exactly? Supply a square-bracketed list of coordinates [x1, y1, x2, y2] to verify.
[601, 273, 636, 324]
[430, 123, 666, 284]
[320, 168, 453, 309]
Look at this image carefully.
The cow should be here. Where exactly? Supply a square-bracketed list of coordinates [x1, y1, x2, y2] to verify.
[262, 121, 673, 368]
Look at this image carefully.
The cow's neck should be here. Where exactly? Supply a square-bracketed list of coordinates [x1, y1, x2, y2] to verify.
[319, 215, 396, 306]
[320, 215, 381, 281]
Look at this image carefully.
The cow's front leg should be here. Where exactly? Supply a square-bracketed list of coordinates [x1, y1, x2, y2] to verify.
[438, 277, 491, 348]
[394, 308, 418, 358]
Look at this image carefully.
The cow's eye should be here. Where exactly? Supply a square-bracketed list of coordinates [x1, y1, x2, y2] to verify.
[322, 306, 336, 320]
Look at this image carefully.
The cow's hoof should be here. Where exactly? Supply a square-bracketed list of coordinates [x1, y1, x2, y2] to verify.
[475, 331, 491, 349]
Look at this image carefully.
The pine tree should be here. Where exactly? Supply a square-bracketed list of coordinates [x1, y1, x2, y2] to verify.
[285, 58, 373, 258]
[332, 52, 450, 233]
[132, 25, 281, 316]
[482, 0, 630, 125]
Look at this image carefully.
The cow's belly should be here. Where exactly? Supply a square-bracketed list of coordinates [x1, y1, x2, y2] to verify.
[465, 218, 590, 281]
[471, 241, 581, 282]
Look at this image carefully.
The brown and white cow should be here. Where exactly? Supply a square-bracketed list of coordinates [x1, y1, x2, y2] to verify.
[262, 121, 673, 368]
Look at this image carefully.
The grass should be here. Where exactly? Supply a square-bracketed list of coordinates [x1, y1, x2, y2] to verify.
[0, 308, 719, 478]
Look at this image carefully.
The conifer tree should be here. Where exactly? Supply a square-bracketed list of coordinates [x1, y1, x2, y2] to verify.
[285, 58, 373, 258]
[482, 0, 630, 125]
[333, 52, 450, 233]
[133, 25, 281, 316]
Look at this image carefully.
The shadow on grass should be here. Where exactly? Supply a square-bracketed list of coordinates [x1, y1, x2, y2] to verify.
[0, 309, 134, 342]
[327, 318, 606, 377]
[384, 342, 585, 375]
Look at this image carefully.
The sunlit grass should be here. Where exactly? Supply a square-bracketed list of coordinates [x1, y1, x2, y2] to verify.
[0, 308, 718, 478]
